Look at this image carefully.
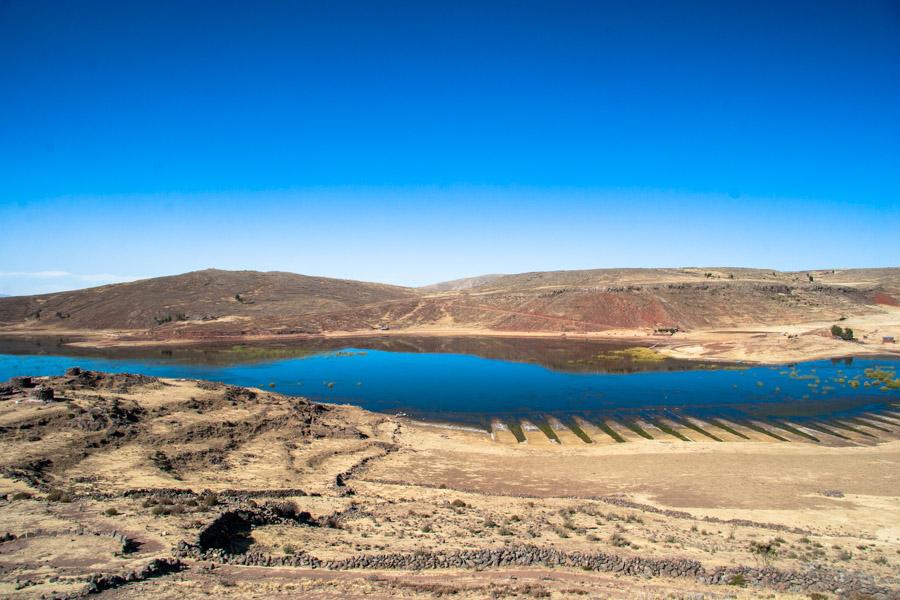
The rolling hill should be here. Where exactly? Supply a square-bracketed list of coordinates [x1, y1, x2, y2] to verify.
[0, 269, 416, 331]
[0, 267, 898, 342]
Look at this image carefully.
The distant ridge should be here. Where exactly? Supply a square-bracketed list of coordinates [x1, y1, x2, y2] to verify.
[421, 274, 505, 292]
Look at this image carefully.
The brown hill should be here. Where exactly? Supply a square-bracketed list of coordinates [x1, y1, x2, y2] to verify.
[0, 269, 417, 330]
[0, 267, 897, 341]
[420, 274, 506, 292]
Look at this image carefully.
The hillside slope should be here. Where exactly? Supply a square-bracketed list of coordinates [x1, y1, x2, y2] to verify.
[0, 267, 897, 341]
[0, 269, 417, 330]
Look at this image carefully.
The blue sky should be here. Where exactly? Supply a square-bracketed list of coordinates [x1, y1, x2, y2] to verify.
[1, 0, 898, 294]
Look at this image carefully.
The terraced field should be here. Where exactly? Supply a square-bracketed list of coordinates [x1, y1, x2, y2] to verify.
[488, 409, 900, 447]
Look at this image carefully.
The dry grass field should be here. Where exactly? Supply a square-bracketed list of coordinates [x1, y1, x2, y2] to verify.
[0, 371, 898, 598]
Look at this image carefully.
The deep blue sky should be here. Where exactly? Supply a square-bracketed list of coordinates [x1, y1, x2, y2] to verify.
[1, 0, 898, 294]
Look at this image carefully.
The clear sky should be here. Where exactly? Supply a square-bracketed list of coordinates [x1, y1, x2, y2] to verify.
[1, 0, 898, 295]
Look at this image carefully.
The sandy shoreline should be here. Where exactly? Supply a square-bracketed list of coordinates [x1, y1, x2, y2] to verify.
[2, 313, 900, 365]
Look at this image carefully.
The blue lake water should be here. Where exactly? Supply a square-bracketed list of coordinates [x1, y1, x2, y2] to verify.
[1, 337, 897, 429]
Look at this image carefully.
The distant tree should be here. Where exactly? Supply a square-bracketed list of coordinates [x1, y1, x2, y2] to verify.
[808, 274, 814, 282]
[831, 325, 855, 341]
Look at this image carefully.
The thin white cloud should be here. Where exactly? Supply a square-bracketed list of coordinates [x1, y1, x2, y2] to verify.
[0, 272, 142, 296]
[0, 271, 137, 282]
[0, 270, 73, 278]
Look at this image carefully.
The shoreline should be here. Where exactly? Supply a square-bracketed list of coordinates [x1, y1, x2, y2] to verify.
[1, 323, 899, 366]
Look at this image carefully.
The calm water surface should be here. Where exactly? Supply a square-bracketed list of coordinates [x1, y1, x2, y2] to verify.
[0, 336, 897, 429]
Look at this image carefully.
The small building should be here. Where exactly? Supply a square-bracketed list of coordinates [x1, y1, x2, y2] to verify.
[883, 336, 896, 344]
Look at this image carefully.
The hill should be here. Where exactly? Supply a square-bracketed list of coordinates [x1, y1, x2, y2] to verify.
[0, 269, 416, 330]
[420, 274, 505, 292]
[0, 267, 898, 358]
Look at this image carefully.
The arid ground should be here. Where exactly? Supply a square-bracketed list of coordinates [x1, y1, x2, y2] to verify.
[0, 371, 898, 599]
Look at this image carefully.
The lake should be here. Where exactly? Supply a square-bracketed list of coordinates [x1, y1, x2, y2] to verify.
[0, 336, 897, 432]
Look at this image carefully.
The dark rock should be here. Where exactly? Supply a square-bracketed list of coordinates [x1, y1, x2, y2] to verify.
[11, 376, 33, 388]
[30, 386, 55, 402]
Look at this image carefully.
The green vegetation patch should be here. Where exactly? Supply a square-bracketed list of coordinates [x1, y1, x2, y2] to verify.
[800, 421, 850, 440]
[565, 419, 593, 443]
[595, 420, 626, 443]
[675, 417, 722, 442]
[830, 324, 855, 341]
[738, 420, 788, 442]
[828, 420, 875, 438]
[593, 347, 667, 363]
[222, 345, 318, 361]
[707, 418, 749, 440]
[622, 420, 653, 440]
[768, 420, 819, 443]
[864, 368, 900, 390]
[534, 419, 561, 443]
[854, 414, 898, 428]
[650, 418, 691, 441]
[506, 421, 526, 443]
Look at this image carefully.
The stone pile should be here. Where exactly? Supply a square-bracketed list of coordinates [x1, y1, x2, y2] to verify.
[72, 558, 184, 598]
[175, 542, 896, 598]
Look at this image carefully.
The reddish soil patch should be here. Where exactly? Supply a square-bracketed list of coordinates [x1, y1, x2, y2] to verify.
[873, 292, 900, 306]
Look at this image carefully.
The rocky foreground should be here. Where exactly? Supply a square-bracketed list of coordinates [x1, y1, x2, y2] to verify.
[0, 371, 898, 599]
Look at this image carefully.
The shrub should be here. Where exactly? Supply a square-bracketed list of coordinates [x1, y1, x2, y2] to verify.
[750, 540, 778, 565]
[727, 573, 746, 587]
[11, 492, 31, 501]
[324, 516, 341, 529]
[831, 325, 855, 341]
[273, 500, 299, 519]
[46, 490, 73, 503]
[283, 544, 296, 555]
[105, 507, 119, 516]
[450, 499, 467, 508]
[609, 532, 629, 547]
